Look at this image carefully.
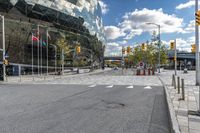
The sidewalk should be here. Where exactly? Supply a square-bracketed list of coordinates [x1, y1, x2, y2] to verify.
[159, 70, 200, 133]
[1, 68, 111, 84]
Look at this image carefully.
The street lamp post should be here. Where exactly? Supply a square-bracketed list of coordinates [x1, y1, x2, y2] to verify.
[146, 22, 161, 73]
[50, 44, 57, 76]
[0, 15, 6, 81]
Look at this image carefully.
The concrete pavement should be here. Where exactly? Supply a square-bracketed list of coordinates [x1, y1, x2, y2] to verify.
[0, 69, 171, 133]
[159, 70, 200, 133]
[0, 84, 170, 133]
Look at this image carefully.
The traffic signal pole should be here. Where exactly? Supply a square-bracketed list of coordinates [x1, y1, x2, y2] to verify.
[175, 39, 177, 76]
[188, 0, 200, 116]
[195, 0, 200, 85]
[0, 15, 6, 81]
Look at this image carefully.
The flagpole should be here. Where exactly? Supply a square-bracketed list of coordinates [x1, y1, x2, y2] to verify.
[37, 25, 40, 76]
[32, 33, 33, 76]
[46, 29, 48, 76]
[41, 36, 42, 76]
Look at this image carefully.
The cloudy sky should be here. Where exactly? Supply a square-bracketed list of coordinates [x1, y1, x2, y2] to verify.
[99, 0, 196, 56]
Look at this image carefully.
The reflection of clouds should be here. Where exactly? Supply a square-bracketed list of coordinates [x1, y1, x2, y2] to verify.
[10, 0, 105, 44]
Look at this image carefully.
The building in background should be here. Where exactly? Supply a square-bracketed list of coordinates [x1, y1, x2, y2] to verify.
[0, 0, 106, 74]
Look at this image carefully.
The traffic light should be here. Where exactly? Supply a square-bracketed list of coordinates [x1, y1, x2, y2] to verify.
[122, 47, 125, 54]
[191, 44, 196, 53]
[127, 46, 131, 54]
[3, 59, 9, 65]
[76, 46, 81, 54]
[141, 43, 145, 51]
[170, 41, 175, 50]
[195, 10, 200, 26]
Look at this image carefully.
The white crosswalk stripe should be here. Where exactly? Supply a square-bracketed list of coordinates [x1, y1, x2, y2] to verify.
[144, 86, 152, 89]
[88, 84, 96, 88]
[106, 85, 113, 88]
[126, 85, 134, 88]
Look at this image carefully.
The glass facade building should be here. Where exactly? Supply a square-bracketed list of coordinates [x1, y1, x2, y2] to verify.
[0, 0, 105, 75]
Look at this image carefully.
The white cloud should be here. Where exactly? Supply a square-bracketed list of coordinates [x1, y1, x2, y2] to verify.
[107, 42, 120, 47]
[99, 1, 109, 14]
[120, 8, 184, 37]
[105, 42, 122, 56]
[183, 20, 195, 33]
[104, 26, 126, 40]
[176, 37, 195, 51]
[176, 0, 195, 10]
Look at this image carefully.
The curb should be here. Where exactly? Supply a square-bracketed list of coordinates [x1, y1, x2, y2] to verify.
[158, 76, 181, 133]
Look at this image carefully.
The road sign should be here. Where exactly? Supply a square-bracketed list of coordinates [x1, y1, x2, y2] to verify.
[140, 62, 144, 67]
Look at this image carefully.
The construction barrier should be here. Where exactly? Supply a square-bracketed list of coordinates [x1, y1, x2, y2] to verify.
[136, 69, 155, 76]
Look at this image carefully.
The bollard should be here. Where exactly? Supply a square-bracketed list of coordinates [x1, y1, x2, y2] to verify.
[148, 69, 150, 75]
[172, 74, 176, 89]
[172, 74, 174, 86]
[177, 77, 180, 94]
[152, 69, 154, 75]
[181, 79, 185, 100]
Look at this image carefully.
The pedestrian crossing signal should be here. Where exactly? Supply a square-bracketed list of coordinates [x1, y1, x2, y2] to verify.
[122, 47, 125, 54]
[76, 46, 81, 54]
[191, 44, 196, 53]
[195, 10, 200, 26]
[170, 41, 175, 50]
[3, 59, 9, 65]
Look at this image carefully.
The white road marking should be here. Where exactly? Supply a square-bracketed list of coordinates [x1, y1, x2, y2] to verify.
[127, 85, 134, 88]
[106, 85, 113, 88]
[144, 86, 152, 89]
[88, 84, 96, 88]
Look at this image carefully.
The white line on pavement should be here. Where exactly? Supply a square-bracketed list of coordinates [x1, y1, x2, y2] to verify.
[126, 85, 134, 88]
[106, 85, 113, 88]
[88, 84, 96, 88]
[144, 86, 152, 89]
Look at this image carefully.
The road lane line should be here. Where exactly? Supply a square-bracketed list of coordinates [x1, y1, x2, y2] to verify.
[144, 86, 152, 89]
[127, 85, 134, 88]
[106, 85, 113, 88]
[88, 84, 96, 88]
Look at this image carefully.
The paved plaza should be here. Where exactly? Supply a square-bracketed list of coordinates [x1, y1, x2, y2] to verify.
[159, 70, 200, 133]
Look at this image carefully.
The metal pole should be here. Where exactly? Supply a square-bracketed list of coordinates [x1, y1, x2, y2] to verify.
[175, 39, 177, 76]
[62, 49, 64, 75]
[177, 76, 180, 94]
[31, 33, 33, 76]
[46, 29, 48, 76]
[55, 46, 57, 75]
[158, 25, 161, 73]
[1, 15, 6, 81]
[181, 79, 185, 100]
[37, 25, 40, 76]
[196, 0, 200, 85]
[40, 36, 42, 76]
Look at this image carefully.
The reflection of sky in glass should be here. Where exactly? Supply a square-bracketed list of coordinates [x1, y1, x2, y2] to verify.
[9, 0, 105, 44]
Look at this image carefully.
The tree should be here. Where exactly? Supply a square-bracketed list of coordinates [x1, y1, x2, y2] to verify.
[127, 41, 168, 68]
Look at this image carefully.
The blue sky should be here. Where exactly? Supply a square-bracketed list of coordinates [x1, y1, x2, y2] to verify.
[99, 0, 196, 56]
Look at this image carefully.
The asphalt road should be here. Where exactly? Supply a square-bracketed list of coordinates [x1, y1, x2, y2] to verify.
[0, 84, 170, 133]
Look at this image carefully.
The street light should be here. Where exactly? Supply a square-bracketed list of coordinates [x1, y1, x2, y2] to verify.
[0, 14, 6, 81]
[50, 44, 57, 75]
[146, 22, 161, 73]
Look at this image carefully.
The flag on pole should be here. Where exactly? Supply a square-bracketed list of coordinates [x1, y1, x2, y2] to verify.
[32, 34, 39, 41]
